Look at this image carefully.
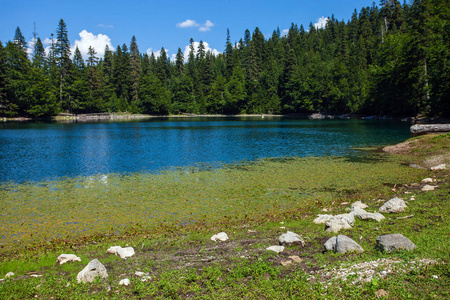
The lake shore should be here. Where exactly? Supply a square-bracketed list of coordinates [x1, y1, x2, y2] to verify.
[0, 133, 448, 299]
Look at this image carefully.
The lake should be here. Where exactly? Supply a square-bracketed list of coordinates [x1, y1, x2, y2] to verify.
[0, 117, 411, 183]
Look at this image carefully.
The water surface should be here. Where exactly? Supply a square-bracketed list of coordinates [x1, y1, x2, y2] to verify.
[0, 117, 411, 183]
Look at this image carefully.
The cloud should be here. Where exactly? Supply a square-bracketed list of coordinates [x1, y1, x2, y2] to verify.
[281, 29, 289, 37]
[199, 20, 214, 32]
[97, 24, 114, 29]
[313, 16, 329, 29]
[177, 19, 199, 28]
[177, 19, 215, 32]
[72, 30, 115, 59]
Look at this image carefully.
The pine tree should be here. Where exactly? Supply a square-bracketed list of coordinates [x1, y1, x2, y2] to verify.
[129, 36, 140, 103]
[55, 19, 72, 111]
[175, 48, 184, 74]
[32, 37, 46, 68]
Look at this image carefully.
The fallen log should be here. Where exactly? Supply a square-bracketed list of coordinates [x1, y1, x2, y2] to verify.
[410, 124, 450, 136]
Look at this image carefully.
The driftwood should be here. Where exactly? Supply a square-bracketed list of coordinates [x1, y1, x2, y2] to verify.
[410, 124, 450, 136]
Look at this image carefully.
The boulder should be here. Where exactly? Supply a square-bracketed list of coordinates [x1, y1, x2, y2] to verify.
[421, 185, 437, 191]
[313, 214, 333, 224]
[278, 231, 305, 247]
[76, 259, 108, 283]
[324, 235, 364, 253]
[119, 278, 130, 286]
[351, 201, 368, 210]
[210, 232, 229, 242]
[431, 164, 446, 171]
[421, 178, 434, 183]
[266, 246, 284, 253]
[107, 246, 135, 259]
[351, 207, 385, 222]
[106, 246, 121, 254]
[376, 234, 416, 252]
[324, 236, 337, 252]
[325, 217, 353, 233]
[379, 198, 407, 213]
[335, 235, 364, 253]
[57, 254, 81, 265]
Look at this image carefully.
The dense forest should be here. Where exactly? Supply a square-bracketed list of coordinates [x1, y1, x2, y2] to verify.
[0, 0, 448, 118]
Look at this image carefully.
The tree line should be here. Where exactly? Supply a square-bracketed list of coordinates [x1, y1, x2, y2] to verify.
[0, 0, 448, 118]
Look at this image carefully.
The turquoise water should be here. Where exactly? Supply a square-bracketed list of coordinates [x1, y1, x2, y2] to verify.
[0, 117, 411, 183]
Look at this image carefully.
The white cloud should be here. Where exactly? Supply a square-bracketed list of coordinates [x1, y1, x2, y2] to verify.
[313, 16, 329, 29]
[71, 30, 115, 59]
[281, 29, 289, 37]
[177, 19, 215, 32]
[199, 20, 214, 32]
[177, 19, 199, 28]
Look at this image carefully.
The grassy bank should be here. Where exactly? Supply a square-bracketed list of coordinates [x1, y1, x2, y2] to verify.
[0, 134, 448, 299]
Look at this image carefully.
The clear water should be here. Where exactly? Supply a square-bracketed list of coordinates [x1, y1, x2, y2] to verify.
[0, 117, 411, 183]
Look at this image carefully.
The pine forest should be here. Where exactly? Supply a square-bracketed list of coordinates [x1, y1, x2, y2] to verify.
[0, 0, 448, 119]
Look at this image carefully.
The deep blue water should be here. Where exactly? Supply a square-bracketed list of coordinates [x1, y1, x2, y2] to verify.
[0, 117, 411, 183]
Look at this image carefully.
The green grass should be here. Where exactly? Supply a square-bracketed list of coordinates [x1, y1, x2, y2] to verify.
[0, 134, 448, 299]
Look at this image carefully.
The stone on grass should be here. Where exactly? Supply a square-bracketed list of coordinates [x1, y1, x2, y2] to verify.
[57, 254, 81, 265]
[314, 214, 333, 224]
[266, 246, 284, 253]
[379, 198, 407, 213]
[431, 164, 446, 171]
[351, 207, 385, 222]
[76, 259, 108, 283]
[376, 234, 416, 252]
[278, 231, 305, 247]
[119, 278, 130, 286]
[351, 201, 368, 210]
[324, 235, 364, 253]
[421, 185, 437, 191]
[288, 256, 303, 263]
[325, 218, 353, 233]
[210, 232, 229, 242]
[107, 246, 135, 259]
[421, 178, 434, 183]
[4, 272, 14, 279]
[117, 247, 135, 259]
[324, 236, 337, 252]
[106, 246, 122, 254]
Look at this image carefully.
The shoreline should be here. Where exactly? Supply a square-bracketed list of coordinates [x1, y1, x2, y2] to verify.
[4, 112, 447, 123]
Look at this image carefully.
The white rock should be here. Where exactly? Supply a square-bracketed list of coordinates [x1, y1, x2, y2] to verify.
[324, 236, 337, 251]
[106, 246, 122, 254]
[314, 214, 333, 224]
[278, 231, 305, 247]
[351, 207, 385, 222]
[421, 178, 434, 183]
[422, 185, 437, 191]
[351, 201, 368, 209]
[117, 247, 135, 259]
[379, 197, 407, 213]
[266, 246, 285, 253]
[4, 272, 14, 279]
[210, 232, 229, 242]
[76, 259, 108, 283]
[325, 218, 353, 233]
[57, 254, 81, 265]
[119, 278, 130, 286]
[431, 164, 446, 171]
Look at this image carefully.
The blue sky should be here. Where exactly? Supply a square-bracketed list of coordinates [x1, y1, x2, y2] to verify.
[0, 0, 376, 60]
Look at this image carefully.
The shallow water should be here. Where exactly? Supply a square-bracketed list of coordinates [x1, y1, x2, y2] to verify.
[0, 117, 411, 183]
